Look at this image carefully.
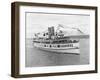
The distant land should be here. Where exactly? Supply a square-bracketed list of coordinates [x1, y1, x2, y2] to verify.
[65, 35, 89, 39]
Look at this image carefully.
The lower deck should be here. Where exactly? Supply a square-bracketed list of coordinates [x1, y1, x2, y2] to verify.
[33, 42, 79, 50]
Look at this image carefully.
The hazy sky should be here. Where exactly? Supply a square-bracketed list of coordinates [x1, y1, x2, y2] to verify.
[26, 12, 90, 38]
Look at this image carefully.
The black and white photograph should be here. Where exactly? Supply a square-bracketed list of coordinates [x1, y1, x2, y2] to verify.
[11, 2, 97, 78]
[25, 12, 90, 67]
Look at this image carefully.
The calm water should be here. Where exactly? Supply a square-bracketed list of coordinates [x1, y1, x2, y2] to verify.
[25, 37, 89, 67]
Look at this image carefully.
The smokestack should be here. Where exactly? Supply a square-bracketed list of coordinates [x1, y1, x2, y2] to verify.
[51, 26, 55, 36]
[48, 26, 55, 39]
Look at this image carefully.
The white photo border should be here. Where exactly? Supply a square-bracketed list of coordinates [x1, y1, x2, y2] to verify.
[19, 5, 96, 75]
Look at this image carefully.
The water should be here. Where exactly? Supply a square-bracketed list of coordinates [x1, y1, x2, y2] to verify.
[25, 37, 89, 67]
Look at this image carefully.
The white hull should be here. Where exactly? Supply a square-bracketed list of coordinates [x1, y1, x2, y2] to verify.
[36, 47, 79, 54]
[33, 42, 80, 54]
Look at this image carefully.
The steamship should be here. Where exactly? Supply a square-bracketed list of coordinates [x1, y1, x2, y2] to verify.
[33, 24, 82, 54]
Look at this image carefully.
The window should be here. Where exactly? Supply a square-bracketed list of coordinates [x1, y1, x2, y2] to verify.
[43, 34, 45, 36]
[50, 45, 51, 47]
[44, 45, 46, 47]
[57, 45, 60, 47]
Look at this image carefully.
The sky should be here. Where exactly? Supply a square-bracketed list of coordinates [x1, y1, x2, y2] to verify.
[26, 12, 90, 38]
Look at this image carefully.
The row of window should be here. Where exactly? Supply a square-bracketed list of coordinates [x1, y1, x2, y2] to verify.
[33, 40, 79, 44]
[44, 44, 73, 48]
